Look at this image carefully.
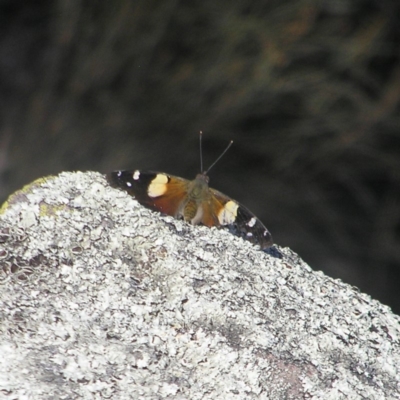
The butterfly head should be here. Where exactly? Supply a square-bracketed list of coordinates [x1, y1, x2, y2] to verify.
[196, 172, 210, 184]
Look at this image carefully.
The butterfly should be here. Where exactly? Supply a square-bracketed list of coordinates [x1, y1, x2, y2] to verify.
[107, 133, 273, 249]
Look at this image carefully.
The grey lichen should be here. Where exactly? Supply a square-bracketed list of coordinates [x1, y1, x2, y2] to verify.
[0, 171, 399, 399]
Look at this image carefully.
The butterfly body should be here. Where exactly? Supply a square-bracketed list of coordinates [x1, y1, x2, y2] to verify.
[107, 169, 273, 249]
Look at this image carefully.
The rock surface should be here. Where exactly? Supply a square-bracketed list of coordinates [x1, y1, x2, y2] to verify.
[0, 171, 399, 399]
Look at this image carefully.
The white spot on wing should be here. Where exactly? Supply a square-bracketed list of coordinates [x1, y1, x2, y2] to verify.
[126, 182, 132, 187]
[247, 217, 257, 227]
[148, 174, 169, 197]
[218, 201, 239, 225]
[133, 170, 140, 180]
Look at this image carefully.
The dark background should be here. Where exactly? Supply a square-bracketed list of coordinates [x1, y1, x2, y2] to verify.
[1, 0, 400, 313]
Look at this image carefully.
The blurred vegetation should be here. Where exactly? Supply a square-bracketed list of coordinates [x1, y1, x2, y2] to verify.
[1, 0, 400, 312]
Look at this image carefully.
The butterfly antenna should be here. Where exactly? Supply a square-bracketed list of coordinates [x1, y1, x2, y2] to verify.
[199, 131, 204, 173]
[205, 139, 233, 174]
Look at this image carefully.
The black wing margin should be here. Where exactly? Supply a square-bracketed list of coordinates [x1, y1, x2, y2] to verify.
[231, 203, 273, 249]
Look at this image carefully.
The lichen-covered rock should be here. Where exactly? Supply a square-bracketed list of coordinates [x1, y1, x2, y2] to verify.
[0, 171, 399, 399]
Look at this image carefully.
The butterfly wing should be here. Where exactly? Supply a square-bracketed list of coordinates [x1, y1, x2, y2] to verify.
[107, 170, 190, 217]
[108, 170, 273, 249]
[208, 187, 273, 249]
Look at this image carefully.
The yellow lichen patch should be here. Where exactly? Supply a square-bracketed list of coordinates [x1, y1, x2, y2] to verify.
[39, 202, 69, 218]
[0, 176, 54, 215]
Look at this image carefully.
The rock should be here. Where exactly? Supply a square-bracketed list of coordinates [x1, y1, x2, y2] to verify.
[0, 171, 399, 399]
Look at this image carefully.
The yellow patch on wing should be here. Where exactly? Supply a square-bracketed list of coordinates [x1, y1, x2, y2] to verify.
[217, 200, 238, 225]
[148, 174, 169, 197]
